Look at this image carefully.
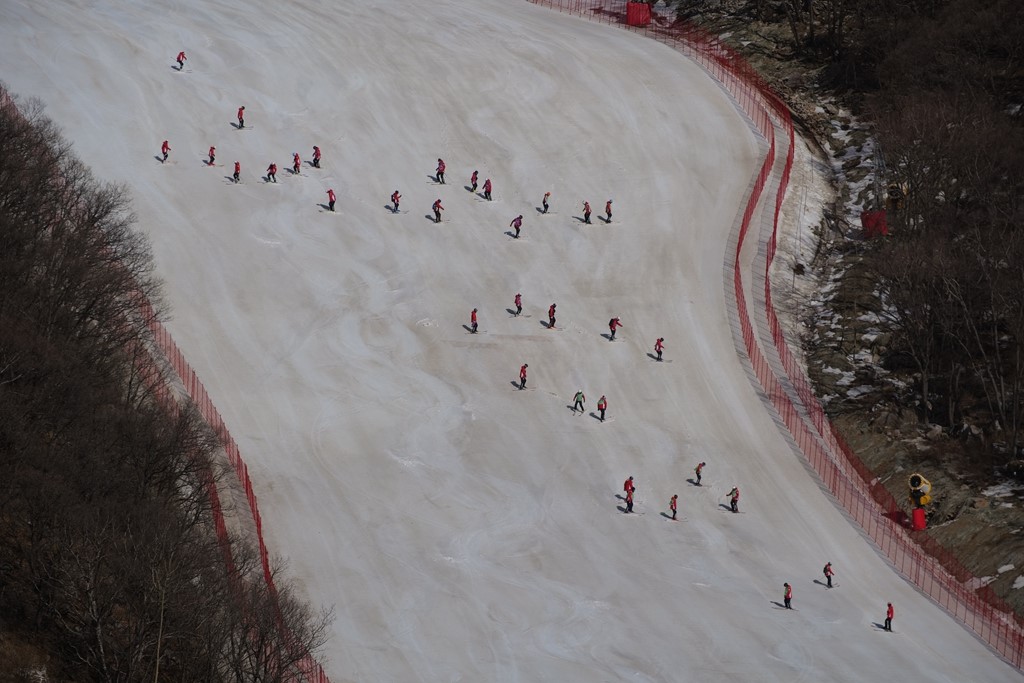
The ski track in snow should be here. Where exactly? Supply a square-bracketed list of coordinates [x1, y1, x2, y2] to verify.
[1, 0, 1019, 680]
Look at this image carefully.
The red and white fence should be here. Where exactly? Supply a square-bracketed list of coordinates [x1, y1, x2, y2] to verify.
[529, 0, 1024, 669]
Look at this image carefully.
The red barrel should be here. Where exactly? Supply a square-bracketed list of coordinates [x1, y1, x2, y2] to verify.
[912, 507, 927, 531]
[626, 2, 651, 26]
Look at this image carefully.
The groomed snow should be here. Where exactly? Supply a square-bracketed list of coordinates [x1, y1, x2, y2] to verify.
[3, 0, 1021, 680]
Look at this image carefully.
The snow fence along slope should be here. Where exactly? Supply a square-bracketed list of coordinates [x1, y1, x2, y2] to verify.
[0, 0, 1019, 679]
[531, 0, 1024, 669]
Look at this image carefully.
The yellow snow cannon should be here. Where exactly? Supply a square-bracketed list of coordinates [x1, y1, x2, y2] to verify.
[908, 473, 932, 507]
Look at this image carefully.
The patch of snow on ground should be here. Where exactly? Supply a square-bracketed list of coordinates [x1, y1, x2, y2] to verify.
[1014, 576, 1024, 590]
[983, 483, 1018, 498]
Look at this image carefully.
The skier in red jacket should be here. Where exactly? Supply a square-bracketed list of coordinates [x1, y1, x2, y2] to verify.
[884, 603, 894, 631]
[470, 170, 478, 192]
[624, 476, 635, 513]
[237, 106, 245, 129]
[160, 140, 171, 162]
[436, 158, 446, 184]
[233, 161, 241, 183]
[583, 201, 592, 224]
[597, 395, 607, 422]
[207, 146, 216, 166]
[514, 293, 522, 317]
[519, 363, 528, 390]
[483, 178, 493, 201]
[547, 303, 557, 329]
[608, 317, 623, 341]
[175, 51, 187, 70]
[432, 199, 444, 223]
[727, 486, 740, 513]
[292, 153, 301, 175]
[312, 145, 321, 168]
[655, 337, 665, 361]
[391, 190, 401, 213]
[670, 494, 678, 520]
[605, 199, 613, 222]
[266, 163, 277, 183]
[694, 461, 705, 486]
[784, 583, 793, 609]
[510, 215, 523, 239]
[327, 189, 336, 212]
[470, 308, 478, 333]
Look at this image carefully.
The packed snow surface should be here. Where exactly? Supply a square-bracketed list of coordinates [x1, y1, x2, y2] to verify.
[3, 0, 1020, 680]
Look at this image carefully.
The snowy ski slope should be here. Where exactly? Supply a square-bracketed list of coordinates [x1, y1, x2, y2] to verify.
[2, 0, 1020, 679]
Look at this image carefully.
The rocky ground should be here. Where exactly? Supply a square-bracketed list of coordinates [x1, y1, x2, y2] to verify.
[681, 5, 1024, 618]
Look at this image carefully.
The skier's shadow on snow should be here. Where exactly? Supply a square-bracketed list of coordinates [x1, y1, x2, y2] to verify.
[535, 206, 545, 214]
[224, 176, 235, 183]
[600, 216, 611, 224]
[383, 204, 399, 213]
[464, 185, 474, 192]
[659, 512, 675, 520]
[813, 580, 834, 589]
[615, 494, 626, 502]
[871, 622, 888, 631]
[647, 353, 662, 361]
[770, 601, 788, 609]
[427, 174, 443, 184]
[424, 214, 438, 222]
[540, 320, 554, 329]
[153, 155, 164, 163]
[509, 380, 526, 390]
[588, 412, 602, 422]
[231, 122, 243, 129]
[306, 161, 317, 168]
[566, 405, 577, 413]
[462, 325, 476, 333]
[318, 204, 331, 211]
[504, 231, 519, 239]
[575, 216, 588, 223]
[505, 308, 518, 316]
[719, 503, 734, 512]
[686, 478, 700, 487]
[477, 192, 488, 200]
[600, 333, 614, 341]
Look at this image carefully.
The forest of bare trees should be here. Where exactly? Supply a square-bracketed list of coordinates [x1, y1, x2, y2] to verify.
[0, 88, 331, 681]
[671, 0, 1024, 467]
